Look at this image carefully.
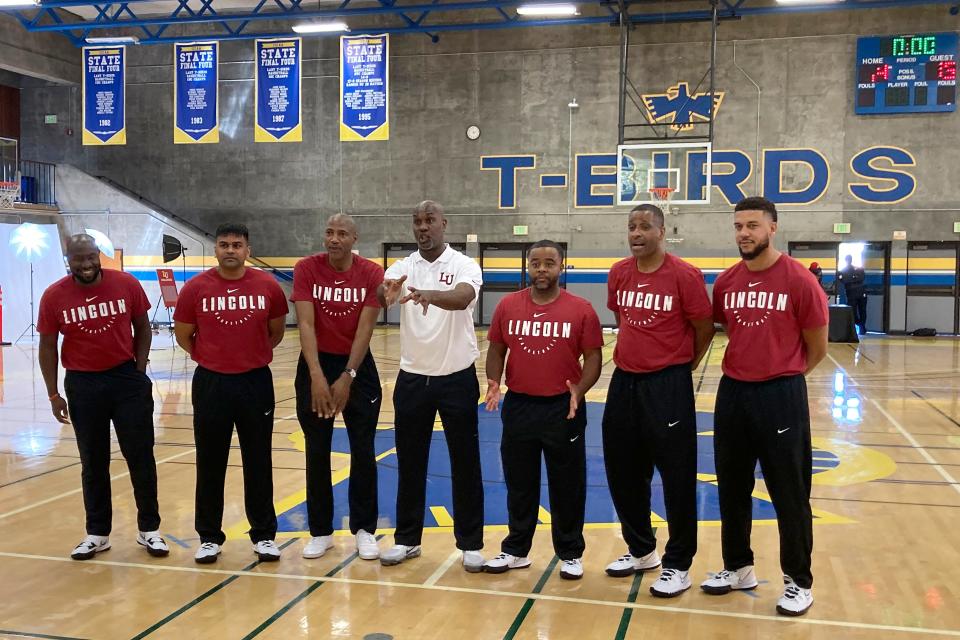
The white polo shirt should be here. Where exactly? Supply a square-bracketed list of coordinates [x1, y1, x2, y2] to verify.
[385, 245, 483, 376]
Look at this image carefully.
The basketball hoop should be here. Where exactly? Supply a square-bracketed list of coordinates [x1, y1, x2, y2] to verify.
[648, 186, 675, 205]
[0, 178, 19, 210]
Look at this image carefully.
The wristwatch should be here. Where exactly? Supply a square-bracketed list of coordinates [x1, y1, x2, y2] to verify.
[344, 368, 357, 379]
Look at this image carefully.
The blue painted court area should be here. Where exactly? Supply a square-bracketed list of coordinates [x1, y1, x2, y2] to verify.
[276, 403, 843, 535]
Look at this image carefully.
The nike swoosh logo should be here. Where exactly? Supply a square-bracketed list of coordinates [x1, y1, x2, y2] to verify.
[777, 427, 790, 434]
[667, 421, 679, 427]
[85, 296, 98, 302]
[370, 397, 379, 404]
[227, 288, 239, 294]
[569, 434, 580, 442]
[533, 312, 547, 318]
[748, 282, 762, 288]
[335, 280, 346, 285]
[264, 409, 273, 416]
[637, 284, 650, 288]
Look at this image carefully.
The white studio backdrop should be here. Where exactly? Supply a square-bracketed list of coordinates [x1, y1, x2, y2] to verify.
[0, 223, 66, 343]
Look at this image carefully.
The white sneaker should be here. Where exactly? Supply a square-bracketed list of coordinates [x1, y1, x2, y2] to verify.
[71, 535, 110, 561]
[605, 550, 661, 577]
[194, 541, 221, 564]
[483, 553, 532, 574]
[136, 531, 169, 557]
[777, 577, 814, 616]
[356, 531, 380, 560]
[302, 535, 334, 559]
[649, 568, 692, 598]
[700, 565, 759, 595]
[560, 558, 584, 580]
[462, 550, 485, 573]
[253, 539, 281, 562]
[380, 544, 421, 566]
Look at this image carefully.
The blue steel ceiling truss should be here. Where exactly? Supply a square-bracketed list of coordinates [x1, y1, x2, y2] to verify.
[2, 0, 959, 46]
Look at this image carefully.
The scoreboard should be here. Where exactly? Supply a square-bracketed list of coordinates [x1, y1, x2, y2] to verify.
[855, 32, 957, 115]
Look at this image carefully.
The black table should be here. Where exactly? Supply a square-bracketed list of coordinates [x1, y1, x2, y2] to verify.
[828, 304, 859, 343]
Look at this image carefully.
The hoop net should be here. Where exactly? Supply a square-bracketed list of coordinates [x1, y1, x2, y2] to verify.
[0, 180, 19, 210]
[648, 186, 675, 204]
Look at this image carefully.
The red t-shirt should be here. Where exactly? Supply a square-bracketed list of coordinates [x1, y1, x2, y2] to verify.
[607, 253, 712, 373]
[173, 267, 289, 374]
[487, 289, 604, 396]
[713, 254, 829, 382]
[37, 270, 151, 372]
[290, 253, 383, 355]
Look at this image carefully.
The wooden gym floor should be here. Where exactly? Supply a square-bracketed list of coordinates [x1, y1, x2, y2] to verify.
[0, 328, 958, 639]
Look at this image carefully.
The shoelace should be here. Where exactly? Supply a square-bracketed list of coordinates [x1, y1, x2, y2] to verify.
[658, 568, 679, 581]
[563, 559, 580, 567]
[77, 541, 97, 550]
[783, 584, 801, 600]
[617, 554, 633, 563]
[713, 570, 732, 581]
[259, 541, 278, 550]
[199, 542, 217, 552]
[144, 536, 164, 545]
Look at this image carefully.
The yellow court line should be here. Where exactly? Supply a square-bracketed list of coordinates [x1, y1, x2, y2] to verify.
[225, 447, 398, 540]
[827, 352, 960, 497]
[0, 551, 956, 637]
[430, 506, 454, 527]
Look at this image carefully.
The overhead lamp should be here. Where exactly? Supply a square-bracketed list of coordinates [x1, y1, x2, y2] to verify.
[775, 0, 842, 4]
[0, 0, 40, 7]
[85, 35, 140, 44]
[516, 3, 579, 16]
[292, 21, 350, 33]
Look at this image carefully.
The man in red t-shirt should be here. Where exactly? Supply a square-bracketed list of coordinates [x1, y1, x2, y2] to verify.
[174, 223, 289, 564]
[601, 204, 714, 597]
[290, 213, 384, 561]
[38, 234, 167, 561]
[483, 240, 603, 580]
[700, 197, 828, 617]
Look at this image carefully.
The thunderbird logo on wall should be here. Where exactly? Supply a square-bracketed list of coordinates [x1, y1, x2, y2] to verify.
[641, 82, 725, 132]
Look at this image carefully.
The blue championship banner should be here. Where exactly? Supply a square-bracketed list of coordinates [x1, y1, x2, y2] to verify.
[255, 37, 302, 143]
[174, 42, 219, 144]
[340, 34, 389, 141]
[82, 46, 126, 146]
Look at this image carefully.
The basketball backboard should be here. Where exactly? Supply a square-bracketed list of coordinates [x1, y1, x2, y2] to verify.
[617, 141, 712, 207]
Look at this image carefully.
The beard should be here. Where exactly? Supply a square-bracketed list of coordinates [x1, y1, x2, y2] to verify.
[72, 265, 102, 284]
[738, 238, 770, 261]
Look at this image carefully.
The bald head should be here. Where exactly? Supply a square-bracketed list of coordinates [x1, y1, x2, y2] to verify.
[66, 233, 102, 284]
[326, 212, 357, 234]
[67, 233, 98, 256]
[414, 200, 445, 219]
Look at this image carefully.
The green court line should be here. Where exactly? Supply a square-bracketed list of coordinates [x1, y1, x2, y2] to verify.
[613, 572, 645, 640]
[501, 555, 560, 640]
[129, 538, 299, 640]
[240, 535, 385, 639]
[0, 630, 88, 640]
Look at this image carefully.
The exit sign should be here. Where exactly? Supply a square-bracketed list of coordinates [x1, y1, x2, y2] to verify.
[955, 221, 960, 233]
[513, 225, 528, 236]
[833, 223, 851, 234]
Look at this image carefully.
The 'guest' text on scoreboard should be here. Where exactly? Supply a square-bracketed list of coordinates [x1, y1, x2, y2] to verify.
[855, 33, 957, 115]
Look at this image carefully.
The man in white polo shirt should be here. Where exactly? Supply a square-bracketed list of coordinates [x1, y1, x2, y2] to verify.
[378, 200, 485, 573]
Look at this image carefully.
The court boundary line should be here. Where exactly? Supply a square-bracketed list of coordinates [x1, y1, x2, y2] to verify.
[0, 448, 197, 521]
[826, 353, 960, 498]
[0, 551, 958, 637]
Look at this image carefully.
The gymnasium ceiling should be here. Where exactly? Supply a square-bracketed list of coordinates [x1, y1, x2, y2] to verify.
[2, 0, 958, 46]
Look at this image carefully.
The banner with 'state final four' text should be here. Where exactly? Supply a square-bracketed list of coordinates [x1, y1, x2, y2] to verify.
[255, 38, 302, 143]
[174, 42, 219, 144]
[83, 46, 126, 146]
[340, 34, 389, 141]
